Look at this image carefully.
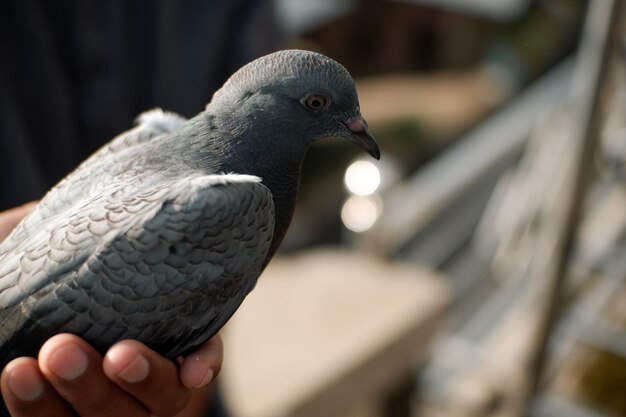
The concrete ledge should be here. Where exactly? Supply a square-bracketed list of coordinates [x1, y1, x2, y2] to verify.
[221, 249, 449, 417]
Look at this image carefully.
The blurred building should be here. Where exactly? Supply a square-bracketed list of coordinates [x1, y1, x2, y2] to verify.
[223, 2, 626, 417]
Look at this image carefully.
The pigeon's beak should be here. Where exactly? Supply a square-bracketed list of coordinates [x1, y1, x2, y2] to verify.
[343, 117, 380, 160]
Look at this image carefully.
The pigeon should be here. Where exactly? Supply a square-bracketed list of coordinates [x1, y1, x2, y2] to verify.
[0, 50, 379, 380]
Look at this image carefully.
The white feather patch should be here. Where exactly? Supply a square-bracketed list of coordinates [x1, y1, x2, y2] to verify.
[136, 108, 186, 133]
[190, 174, 262, 188]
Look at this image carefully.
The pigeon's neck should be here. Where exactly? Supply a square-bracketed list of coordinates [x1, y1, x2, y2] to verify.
[175, 112, 307, 259]
[222, 115, 307, 260]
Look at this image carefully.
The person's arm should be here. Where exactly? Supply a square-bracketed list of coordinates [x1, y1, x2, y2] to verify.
[0, 202, 37, 242]
[0, 205, 223, 417]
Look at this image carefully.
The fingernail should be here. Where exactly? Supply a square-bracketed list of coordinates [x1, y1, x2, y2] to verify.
[186, 363, 214, 388]
[117, 354, 149, 383]
[106, 345, 150, 383]
[48, 344, 89, 381]
[197, 369, 214, 388]
[6, 366, 45, 401]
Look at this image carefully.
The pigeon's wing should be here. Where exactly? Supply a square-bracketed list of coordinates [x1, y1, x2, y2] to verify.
[81, 109, 186, 165]
[46, 108, 187, 206]
[0, 109, 186, 257]
[0, 174, 274, 363]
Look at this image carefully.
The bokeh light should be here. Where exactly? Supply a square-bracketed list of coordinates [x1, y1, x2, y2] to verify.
[344, 160, 381, 196]
[341, 195, 382, 233]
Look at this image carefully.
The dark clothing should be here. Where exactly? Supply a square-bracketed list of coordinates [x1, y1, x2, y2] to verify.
[0, 1, 280, 415]
[0, 0, 281, 210]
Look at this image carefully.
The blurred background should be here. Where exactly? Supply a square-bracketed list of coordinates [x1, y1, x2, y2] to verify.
[223, 1, 626, 417]
[2, 0, 625, 416]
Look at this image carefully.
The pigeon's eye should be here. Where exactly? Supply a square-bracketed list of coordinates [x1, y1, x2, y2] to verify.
[302, 94, 330, 111]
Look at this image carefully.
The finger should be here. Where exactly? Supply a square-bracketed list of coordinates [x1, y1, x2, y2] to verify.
[1, 357, 72, 417]
[38, 334, 149, 417]
[103, 340, 191, 416]
[179, 334, 223, 389]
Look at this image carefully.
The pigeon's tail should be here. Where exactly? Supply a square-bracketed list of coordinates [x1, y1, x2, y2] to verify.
[0, 309, 54, 417]
[0, 304, 48, 367]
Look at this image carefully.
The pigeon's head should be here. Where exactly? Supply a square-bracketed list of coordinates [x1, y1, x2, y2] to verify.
[209, 50, 380, 160]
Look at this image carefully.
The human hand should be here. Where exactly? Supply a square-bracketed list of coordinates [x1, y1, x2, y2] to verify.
[0, 202, 37, 242]
[1, 333, 223, 417]
[0, 204, 224, 416]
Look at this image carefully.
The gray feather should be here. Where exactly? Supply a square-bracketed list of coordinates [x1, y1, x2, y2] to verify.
[0, 174, 273, 360]
[0, 51, 379, 407]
